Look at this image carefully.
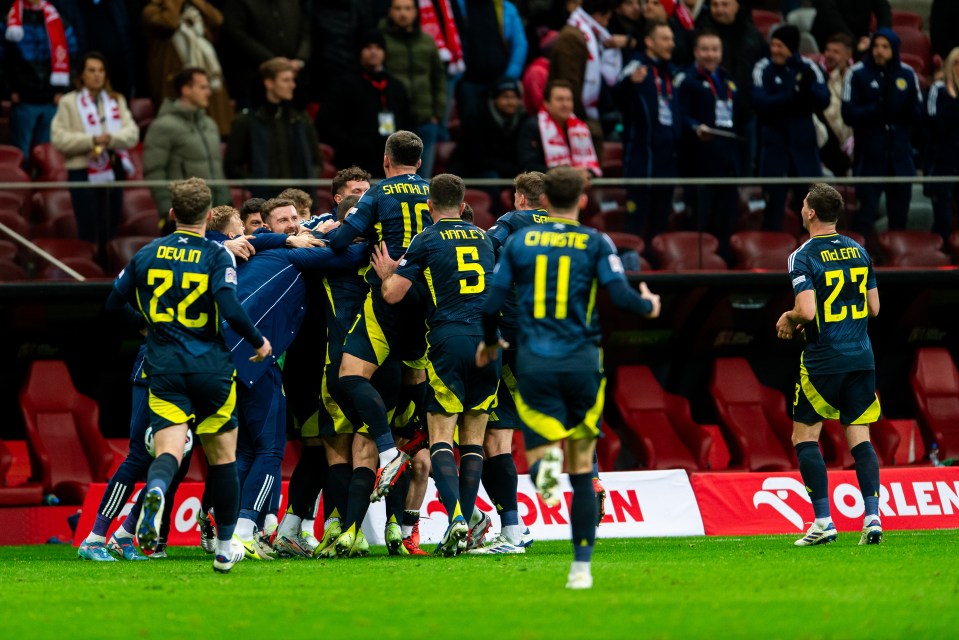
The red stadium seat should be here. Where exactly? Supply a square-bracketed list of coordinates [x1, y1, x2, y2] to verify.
[38, 256, 107, 281]
[709, 357, 796, 471]
[107, 236, 155, 275]
[433, 141, 456, 176]
[900, 52, 927, 76]
[615, 365, 715, 472]
[319, 142, 335, 165]
[231, 187, 250, 210]
[0, 164, 33, 205]
[729, 231, 799, 270]
[19, 360, 113, 504]
[522, 57, 550, 115]
[895, 28, 931, 74]
[600, 142, 623, 178]
[32, 189, 78, 239]
[314, 191, 335, 216]
[29, 143, 66, 182]
[910, 348, 959, 460]
[839, 230, 866, 247]
[0, 209, 30, 238]
[0, 257, 26, 281]
[651, 231, 727, 271]
[596, 420, 621, 472]
[892, 10, 922, 30]
[752, 9, 782, 38]
[464, 189, 493, 228]
[129, 98, 154, 126]
[878, 230, 950, 267]
[30, 237, 97, 262]
[0, 238, 16, 260]
[605, 231, 645, 255]
[122, 187, 157, 219]
[0, 144, 24, 167]
[118, 210, 161, 238]
[125, 143, 144, 180]
[0, 439, 43, 506]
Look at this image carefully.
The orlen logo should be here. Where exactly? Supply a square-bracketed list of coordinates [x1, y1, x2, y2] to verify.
[425, 489, 645, 526]
[753, 478, 810, 530]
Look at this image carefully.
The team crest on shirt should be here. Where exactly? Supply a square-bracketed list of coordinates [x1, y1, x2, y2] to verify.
[728, 80, 736, 91]
[896, 78, 907, 90]
[225, 267, 237, 284]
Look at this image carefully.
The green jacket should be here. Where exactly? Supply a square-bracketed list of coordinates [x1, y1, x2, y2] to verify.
[143, 99, 229, 215]
[380, 20, 446, 125]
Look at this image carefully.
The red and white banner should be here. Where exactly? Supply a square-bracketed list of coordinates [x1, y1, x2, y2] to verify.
[75, 471, 703, 547]
[692, 467, 959, 536]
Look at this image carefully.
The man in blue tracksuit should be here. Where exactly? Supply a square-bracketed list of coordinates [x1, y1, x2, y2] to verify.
[615, 19, 681, 240]
[842, 28, 922, 238]
[751, 24, 829, 231]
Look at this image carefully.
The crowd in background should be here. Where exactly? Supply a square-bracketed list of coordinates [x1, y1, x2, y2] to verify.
[1, 0, 958, 256]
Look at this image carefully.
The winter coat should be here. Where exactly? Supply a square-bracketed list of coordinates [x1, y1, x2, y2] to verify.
[923, 81, 959, 177]
[51, 90, 139, 170]
[675, 65, 743, 178]
[614, 51, 680, 178]
[380, 18, 446, 125]
[142, 98, 229, 214]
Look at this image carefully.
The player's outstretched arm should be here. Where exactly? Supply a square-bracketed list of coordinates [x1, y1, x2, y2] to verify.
[606, 279, 659, 318]
[223, 235, 256, 261]
[373, 241, 414, 303]
[214, 288, 267, 355]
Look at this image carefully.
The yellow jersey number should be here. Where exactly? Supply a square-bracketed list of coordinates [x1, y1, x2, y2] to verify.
[533, 254, 571, 319]
[823, 266, 868, 322]
[146, 269, 209, 328]
[400, 202, 429, 248]
[455, 246, 485, 294]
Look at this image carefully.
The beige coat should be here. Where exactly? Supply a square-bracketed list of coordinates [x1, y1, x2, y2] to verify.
[51, 90, 139, 170]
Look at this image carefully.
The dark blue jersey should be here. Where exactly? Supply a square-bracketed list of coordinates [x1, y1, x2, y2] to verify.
[492, 219, 626, 367]
[789, 233, 877, 373]
[113, 230, 241, 376]
[395, 218, 495, 342]
[487, 208, 551, 335]
[340, 173, 432, 285]
[324, 263, 371, 361]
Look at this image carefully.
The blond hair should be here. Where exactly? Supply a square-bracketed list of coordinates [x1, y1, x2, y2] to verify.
[208, 205, 240, 233]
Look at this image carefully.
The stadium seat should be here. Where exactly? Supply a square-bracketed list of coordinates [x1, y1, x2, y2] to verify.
[614, 365, 714, 472]
[0, 258, 26, 281]
[464, 189, 493, 228]
[729, 231, 799, 270]
[230, 187, 250, 210]
[32, 189, 78, 239]
[900, 52, 927, 77]
[651, 231, 728, 271]
[0, 144, 24, 167]
[321, 160, 338, 179]
[605, 231, 644, 255]
[319, 142, 335, 165]
[129, 98, 154, 126]
[0, 238, 16, 260]
[30, 237, 97, 262]
[586, 186, 627, 220]
[38, 256, 107, 281]
[522, 57, 550, 115]
[122, 188, 157, 220]
[118, 210, 161, 237]
[0, 439, 43, 506]
[19, 360, 113, 504]
[0, 164, 33, 205]
[910, 348, 959, 460]
[709, 357, 796, 471]
[314, 191, 335, 216]
[29, 143, 66, 182]
[752, 10, 781, 38]
[126, 143, 144, 180]
[596, 420, 621, 472]
[878, 230, 950, 267]
[107, 236, 155, 275]
[0, 209, 30, 238]
[892, 10, 922, 30]
[895, 28, 931, 73]
[432, 141, 455, 176]
[600, 142, 623, 178]
[839, 230, 866, 247]
[949, 231, 959, 263]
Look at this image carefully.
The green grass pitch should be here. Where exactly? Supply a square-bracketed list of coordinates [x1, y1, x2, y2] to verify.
[1, 531, 957, 639]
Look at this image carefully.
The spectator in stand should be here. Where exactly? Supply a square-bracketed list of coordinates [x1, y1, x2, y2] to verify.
[224, 57, 322, 200]
[51, 52, 139, 246]
[318, 30, 412, 178]
[380, 0, 446, 178]
[416, 0, 464, 141]
[695, 0, 765, 100]
[143, 67, 229, 221]
[817, 33, 855, 177]
[240, 197, 266, 234]
[752, 24, 828, 231]
[517, 79, 602, 177]
[454, 0, 528, 126]
[930, 0, 959, 63]
[842, 29, 921, 238]
[615, 19, 679, 238]
[1, 0, 78, 160]
[549, 0, 623, 155]
[221, 0, 310, 108]
[923, 48, 959, 243]
[310, 0, 372, 101]
[676, 29, 742, 259]
[143, 0, 233, 137]
[450, 76, 527, 180]
[641, 0, 696, 69]
[609, 0, 642, 60]
[56, 0, 135, 99]
[811, 0, 891, 56]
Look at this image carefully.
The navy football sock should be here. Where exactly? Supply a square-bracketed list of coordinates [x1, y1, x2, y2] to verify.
[592, 450, 600, 478]
[430, 442, 462, 520]
[796, 442, 831, 520]
[387, 469, 410, 523]
[339, 375, 391, 439]
[569, 472, 597, 563]
[158, 452, 192, 541]
[146, 453, 179, 496]
[851, 441, 881, 518]
[402, 509, 420, 527]
[206, 462, 240, 541]
[343, 467, 376, 531]
[325, 463, 352, 520]
[458, 444, 484, 523]
[482, 453, 519, 515]
[290, 445, 327, 518]
[411, 380, 430, 435]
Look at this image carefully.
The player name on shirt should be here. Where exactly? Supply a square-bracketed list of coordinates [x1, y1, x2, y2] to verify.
[820, 246, 862, 262]
[524, 229, 590, 249]
[156, 246, 202, 263]
[439, 228, 486, 241]
[380, 182, 429, 196]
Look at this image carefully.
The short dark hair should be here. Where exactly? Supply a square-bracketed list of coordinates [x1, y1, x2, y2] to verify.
[278, 188, 313, 214]
[332, 166, 372, 197]
[460, 202, 474, 224]
[385, 130, 424, 167]
[693, 28, 722, 49]
[262, 197, 296, 221]
[514, 171, 546, 203]
[337, 194, 361, 221]
[173, 66, 207, 96]
[429, 173, 466, 212]
[806, 183, 844, 223]
[240, 197, 265, 221]
[543, 79, 574, 103]
[544, 167, 586, 211]
[644, 18, 670, 39]
[260, 57, 295, 81]
[170, 177, 212, 224]
[582, 0, 615, 16]
[826, 32, 854, 51]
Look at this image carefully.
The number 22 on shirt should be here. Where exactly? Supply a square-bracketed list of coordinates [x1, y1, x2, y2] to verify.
[146, 268, 209, 327]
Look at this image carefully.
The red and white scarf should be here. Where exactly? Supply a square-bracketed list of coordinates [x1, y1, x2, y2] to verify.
[418, 0, 464, 75]
[662, 0, 695, 31]
[537, 108, 602, 176]
[567, 7, 621, 120]
[77, 88, 134, 183]
[5, 0, 70, 87]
